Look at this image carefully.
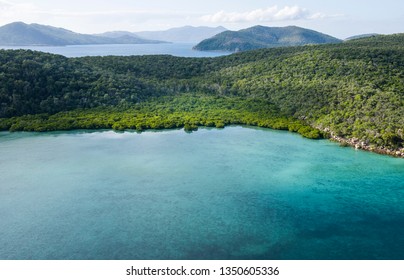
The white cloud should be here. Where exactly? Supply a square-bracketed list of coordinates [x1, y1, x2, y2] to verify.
[201, 5, 326, 23]
[0, 2, 341, 33]
[0, 1, 194, 32]
[0, 1, 38, 13]
[0, 0, 12, 7]
[0, 1, 42, 24]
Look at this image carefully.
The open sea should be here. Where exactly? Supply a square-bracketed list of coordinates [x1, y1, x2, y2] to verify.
[0, 127, 403, 260]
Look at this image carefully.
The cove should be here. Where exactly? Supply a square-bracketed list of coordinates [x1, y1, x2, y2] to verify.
[0, 126, 403, 260]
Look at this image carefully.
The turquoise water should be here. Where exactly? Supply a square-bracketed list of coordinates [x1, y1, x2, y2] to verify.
[0, 43, 231, 58]
[0, 127, 403, 260]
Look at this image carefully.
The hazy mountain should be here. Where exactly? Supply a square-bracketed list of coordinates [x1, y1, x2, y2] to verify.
[135, 26, 227, 43]
[96, 31, 137, 38]
[194, 25, 342, 52]
[345, 33, 379, 41]
[0, 22, 164, 46]
[94, 31, 166, 44]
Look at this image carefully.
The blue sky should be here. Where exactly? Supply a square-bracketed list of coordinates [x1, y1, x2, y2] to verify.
[0, 0, 403, 38]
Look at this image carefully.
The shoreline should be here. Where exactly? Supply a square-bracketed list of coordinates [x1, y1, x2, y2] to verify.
[1, 123, 403, 158]
[328, 134, 404, 158]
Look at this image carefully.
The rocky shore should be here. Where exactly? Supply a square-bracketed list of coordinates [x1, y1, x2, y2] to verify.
[328, 134, 404, 158]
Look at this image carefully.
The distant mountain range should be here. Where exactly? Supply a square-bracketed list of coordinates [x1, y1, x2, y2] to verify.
[0, 22, 227, 46]
[193, 25, 342, 52]
[0, 22, 165, 46]
[135, 26, 227, 43]
[1, 22, 375, 50]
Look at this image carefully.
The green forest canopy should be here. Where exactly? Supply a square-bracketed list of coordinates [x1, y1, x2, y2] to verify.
[0, 34, 403, 152]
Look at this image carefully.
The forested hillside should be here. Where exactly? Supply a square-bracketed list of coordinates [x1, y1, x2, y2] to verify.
[193, 25, 342, 52]
[0, 34, 403, 156]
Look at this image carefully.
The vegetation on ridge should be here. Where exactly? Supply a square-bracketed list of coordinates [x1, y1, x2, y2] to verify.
[0, 33, 403, 153]
[193, 25, 342, 52]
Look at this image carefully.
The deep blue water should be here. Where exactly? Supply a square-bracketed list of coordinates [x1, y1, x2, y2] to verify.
[0, 127, 403, 260]
[0, 43, 231, 57]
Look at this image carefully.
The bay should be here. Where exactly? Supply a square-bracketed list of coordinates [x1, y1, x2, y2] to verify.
[0, 43, 231, 58]
[0, 126, 403, 260]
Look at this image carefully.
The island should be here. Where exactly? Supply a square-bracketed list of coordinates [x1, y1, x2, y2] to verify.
[193, 25, 342, 52]
[0, 34, 403, 157]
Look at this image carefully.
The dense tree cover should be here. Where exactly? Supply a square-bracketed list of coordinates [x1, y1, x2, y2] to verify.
[193, 25, 341, 52]
[0, 34, 403, 151]
[0, 95, 322, 138]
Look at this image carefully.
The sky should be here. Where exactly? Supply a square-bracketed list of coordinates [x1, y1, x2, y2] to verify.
[0, 0, 403, 39]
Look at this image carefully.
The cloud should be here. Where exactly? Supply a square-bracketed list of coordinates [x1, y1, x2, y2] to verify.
[0, 0, 12, 7]
[0, 1, 193, 19]
[0, 0, 38, 12]
[0, 1, 194, 32]
[47, 8, 187, 18]
[201, 5, 326, 23]
[0, 0, 42, 24]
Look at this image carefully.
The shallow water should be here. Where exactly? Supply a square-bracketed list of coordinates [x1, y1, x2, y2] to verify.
[0, 127, 403, 259]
